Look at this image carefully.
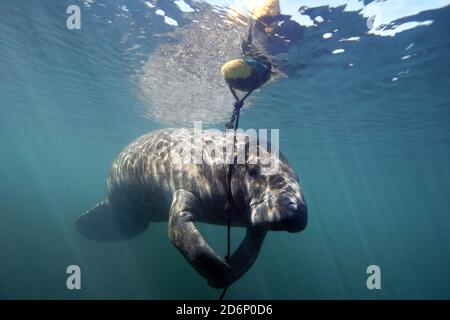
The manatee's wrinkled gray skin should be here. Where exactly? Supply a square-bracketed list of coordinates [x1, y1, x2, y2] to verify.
[76, 128, 307, 288]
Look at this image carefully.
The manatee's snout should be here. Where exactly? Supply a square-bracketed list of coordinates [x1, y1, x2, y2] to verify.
[277, 196, 308, 233]
[246, 163, 307, 233]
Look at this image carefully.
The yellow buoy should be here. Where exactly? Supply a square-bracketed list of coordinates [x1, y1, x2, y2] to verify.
[221, 58, 271, 92]
[221, 59, 253, 80]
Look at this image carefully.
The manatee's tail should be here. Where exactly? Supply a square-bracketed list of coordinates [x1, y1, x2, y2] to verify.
[75, 200, 149, 242]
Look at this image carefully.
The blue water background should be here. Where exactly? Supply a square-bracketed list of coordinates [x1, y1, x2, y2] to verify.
[0, 0, 450, 299]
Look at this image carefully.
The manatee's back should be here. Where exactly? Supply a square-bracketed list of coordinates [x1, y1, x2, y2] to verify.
[105, 129, 222, 214]
[76, 128, 230, 241]
[106, 129, 181, 217]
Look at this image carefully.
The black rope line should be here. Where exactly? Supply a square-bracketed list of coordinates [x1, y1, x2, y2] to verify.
[219, 86, 253, 301]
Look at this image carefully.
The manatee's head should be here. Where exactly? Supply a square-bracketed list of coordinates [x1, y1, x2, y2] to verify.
[234, 148, 307, 233]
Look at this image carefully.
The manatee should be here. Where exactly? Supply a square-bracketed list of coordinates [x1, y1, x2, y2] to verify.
[76, 128, 307, 288]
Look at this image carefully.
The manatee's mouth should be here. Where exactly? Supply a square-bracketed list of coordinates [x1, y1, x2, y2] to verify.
[249, 197, 269, 209]
[249, 190, 287, 209]
[249, 193, 308, 233]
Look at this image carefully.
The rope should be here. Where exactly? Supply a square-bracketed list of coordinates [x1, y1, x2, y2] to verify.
[218, 17, 270, 299]
[219, 86, 253, 300]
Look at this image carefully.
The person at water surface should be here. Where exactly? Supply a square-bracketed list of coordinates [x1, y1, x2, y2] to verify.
[138, 0, 303, 124]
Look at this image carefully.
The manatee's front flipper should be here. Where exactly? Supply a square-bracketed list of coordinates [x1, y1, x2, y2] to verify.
[169, 189, 233, 289]
[76, 200, 150, 242]
[229, 227, 267, 281]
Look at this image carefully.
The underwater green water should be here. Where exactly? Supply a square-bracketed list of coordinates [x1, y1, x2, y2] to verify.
[0, 0, 450, 299]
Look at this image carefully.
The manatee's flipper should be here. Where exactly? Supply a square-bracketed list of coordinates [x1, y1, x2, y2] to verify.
[76, 200, 150, 242]
[169, 189, 234, 289]
[229, 227, 267, 281]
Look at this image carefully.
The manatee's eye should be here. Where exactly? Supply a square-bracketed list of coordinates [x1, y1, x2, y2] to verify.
[248, 167, 259, 178]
